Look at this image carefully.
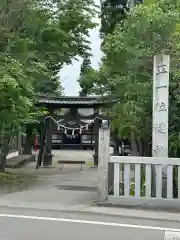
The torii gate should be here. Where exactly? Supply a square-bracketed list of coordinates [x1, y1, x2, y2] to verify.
[34, 95, 114, 169]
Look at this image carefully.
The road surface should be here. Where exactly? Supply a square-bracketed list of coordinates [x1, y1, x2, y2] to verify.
[0, 207, 180, 240]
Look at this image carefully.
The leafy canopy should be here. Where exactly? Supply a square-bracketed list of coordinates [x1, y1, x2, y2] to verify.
[0, 0, 98, 133]
[86, 0, 180, 156]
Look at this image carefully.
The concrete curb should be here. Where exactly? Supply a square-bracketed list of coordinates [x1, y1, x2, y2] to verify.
[6, 155, 35, 169]
[0, 201, 180, 223]
[95, 201, 180, 213]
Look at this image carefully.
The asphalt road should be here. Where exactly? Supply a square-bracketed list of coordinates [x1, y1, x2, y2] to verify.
[0, 207, 180, 240]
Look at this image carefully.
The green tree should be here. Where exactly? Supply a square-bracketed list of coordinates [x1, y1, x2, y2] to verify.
[100, 0, 127, 35]
[0, 0, 98, 94]
[100, 0, 143, 36]
[0, 0, 98, 166]
[80, 55, 91, 75]
[22, 0, 98, 153]
[0, 55, 33, 171]
[100, 0, 143, 155]
[91, 0, 180, 158]
[89, 0, 180, 194]
[78, 54, 96, 96]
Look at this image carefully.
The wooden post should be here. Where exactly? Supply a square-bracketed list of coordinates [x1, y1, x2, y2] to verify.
[43, 111, 53, 167]
[36, 121, 46, 169]
[94, 117, 100, 166]
[152, 54, 170, 197]
[97, 122, 110, 202]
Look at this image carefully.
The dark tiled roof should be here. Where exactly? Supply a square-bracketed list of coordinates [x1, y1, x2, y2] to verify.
[36, 95, 103, 106]
[35, 94, 119, 108]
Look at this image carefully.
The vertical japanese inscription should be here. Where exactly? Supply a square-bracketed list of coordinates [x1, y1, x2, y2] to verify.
[152, 54, 169, 157]
[154, 121, 167, 134]
[156, 64, 168, 74]
[156, 102, 167, 112]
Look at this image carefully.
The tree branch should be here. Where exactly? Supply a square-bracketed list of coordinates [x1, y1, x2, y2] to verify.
[0, 106, 11, 112]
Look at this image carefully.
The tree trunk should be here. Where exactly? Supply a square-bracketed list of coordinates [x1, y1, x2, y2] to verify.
[140, 139, 151, 157]
[137, 139, 143, 156]
[23, 130, 33, 155]
[0, 155, 5, 172]
[131, 132, 138, 156]
[112, 130, 119, 155]
[94, 118, 99, 166]
[36, 122, 46, 169]
[17, 131, 22, 154]
[108, 130, 119, 194]
[108, 162, 114, 194]
[93, 117, 101, 166]
[0, 137, 9, 172]
[43, 115, 53, 167]
[0, 151, 6, 172]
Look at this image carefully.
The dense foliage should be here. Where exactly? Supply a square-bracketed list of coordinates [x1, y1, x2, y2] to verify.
[84, 0, 180, 157]
[78, 54, 98, 96]
[0, 0, 97, 169]
[100, 0, 143, 36]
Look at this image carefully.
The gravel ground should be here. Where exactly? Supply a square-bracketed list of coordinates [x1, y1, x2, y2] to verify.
[0, 172, 37, 194]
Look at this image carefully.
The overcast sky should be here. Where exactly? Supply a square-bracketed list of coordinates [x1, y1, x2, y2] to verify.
[60, 0, 102, 96]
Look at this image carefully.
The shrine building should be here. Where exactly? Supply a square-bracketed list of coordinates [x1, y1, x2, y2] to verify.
[35, 94, 113, 166]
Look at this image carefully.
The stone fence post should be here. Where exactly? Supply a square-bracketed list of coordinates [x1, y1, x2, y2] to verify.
[97, 123, 110, 202]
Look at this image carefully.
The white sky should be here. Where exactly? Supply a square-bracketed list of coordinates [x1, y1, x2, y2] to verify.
[60, 0, 102, 96]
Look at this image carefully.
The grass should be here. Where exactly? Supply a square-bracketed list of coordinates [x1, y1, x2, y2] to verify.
[87, 161, 93, 167]
[0, 172, 37, 193]
[119, 182, 146, 197]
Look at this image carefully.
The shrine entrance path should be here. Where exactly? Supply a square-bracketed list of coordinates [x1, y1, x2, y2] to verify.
[0, 150, 98, 210]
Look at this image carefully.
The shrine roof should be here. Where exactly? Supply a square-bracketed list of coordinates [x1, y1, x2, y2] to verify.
[36, 94, 116, 108]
